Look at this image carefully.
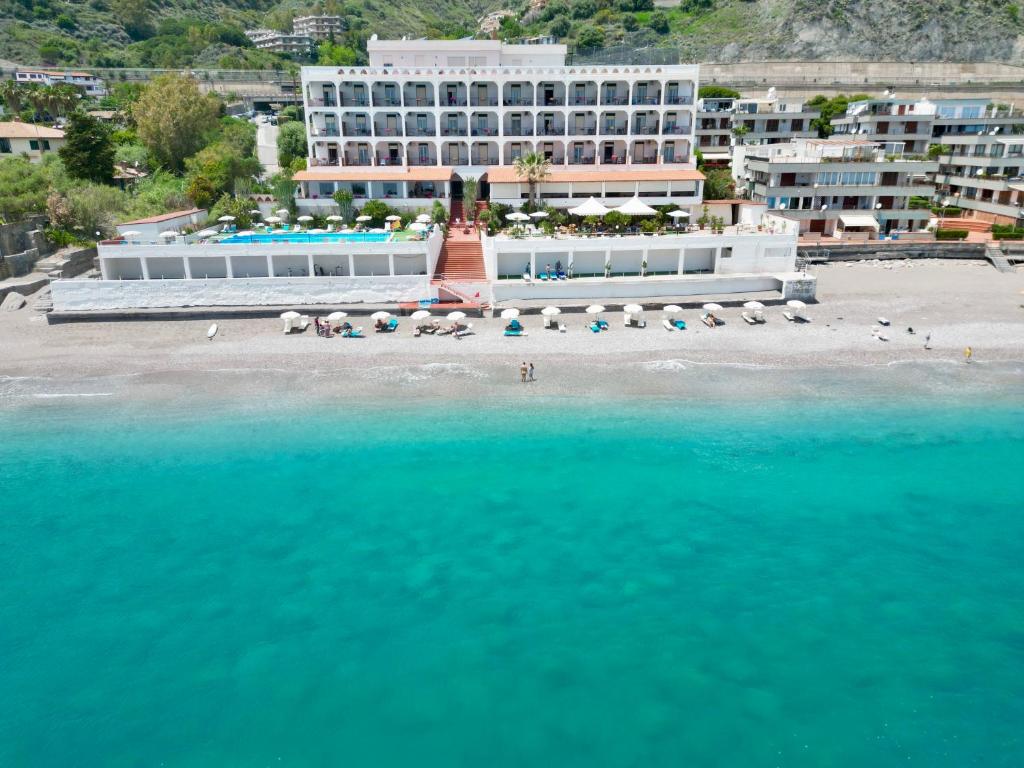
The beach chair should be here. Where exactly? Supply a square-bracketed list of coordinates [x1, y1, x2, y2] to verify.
[662, 318, 674, 331]
[741, 312, 757, 325]
[558, 322, 566, 332]
[504, 329, 527, 337]
[589, 321, 601, 333]
[597, 319, 609, 330]
[701, 313, 716, 329]
[543, 315, 553, 329]
[387, 317, 399, 332]
[673, 319, 687, 331]
[298, 315, 310, 331]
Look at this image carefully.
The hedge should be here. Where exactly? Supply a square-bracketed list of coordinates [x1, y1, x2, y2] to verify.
[935, 229, 969, 240]
[992, 229, 1024, 240]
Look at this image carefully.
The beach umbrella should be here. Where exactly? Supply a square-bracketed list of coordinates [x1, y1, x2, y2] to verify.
[416, 214, 432, 223]
[614, 197, 658, 216]
[500, 308, 520, 319]
[120, 230, 141, 238]
[703, 303, 723, 312]
[249, 209, 262, 216]
[276, 208, 289, 215]
[786, 300, 807, 310]
[529, 211, 549, 219]
[356, 215, 372, 222]
[568, 197, 609, 217]
[663, 304, 683, 314]
[409, 222, 428, 232]
[297, 215, 314, 222]
[586, 304, 605, 315]
[326, 214, 344, 221]
[158, 230, 178, 238]
[264, 216, 282, 224]
[743, 301, 765, 310]
[410, 310, 432, 320]
[217, 215, 235, 222]
[327, 311, 348, 321]
[280, 311, 300, 320]
[446, 311, 467, 321]
[540, 306, 561, 316]
[370, 311, 391, 321]
[506, 212, 530, 222]
[623, 303, 644, 315]
[385, 215, 402, 222]
[308, 228, 325, 233]
[195, 228, 219, 238]
[235, 230, 253, 236]
[667, 209, 690, 218]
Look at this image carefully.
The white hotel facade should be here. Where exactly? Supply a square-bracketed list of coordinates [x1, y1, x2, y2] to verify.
[296, 37, 703, 210]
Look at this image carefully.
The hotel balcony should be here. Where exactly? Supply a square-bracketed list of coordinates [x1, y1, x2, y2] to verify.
[503, 113, 535, 136]
[663, 81, 695, 106]
[375, 149, 404, 166]
[405, 114, 436, 137]
[341, 118, 372, 137]
[630, 140, 660, 164]
[373, 114, 403, 137]
[599, 112, 629, 135]
[502, 142, 532, 163]
[632, 113, 660, 135]
[567, 112, 598, 136]
[536, 115, 565, 136]
[503, 83, 534, 107]
[470, 112, 500, 137]
[402, 82, 435, 107]
[601, 82, 630, 106]
[632, 82, 662, 106]
[406, 143, 438, 166]
[440, 114, 468, 137]
[470, 83, 499, 107]
[440, 82, 468, 107]
[471, 141, 500, 165]
[342, 145, 373, 166]
[371, 82, 402, 108]
[339, 84, 369, 107]
[308, 117, 340, 138]
[305, 83, 338, 107]
[537, 82, 566, 107]
[662, 115, 692, 135]
[567, 140, 597, 165]
[440, 142, 469, 166]
[567, 82, 598, 106]
[600, 140, 628, 163]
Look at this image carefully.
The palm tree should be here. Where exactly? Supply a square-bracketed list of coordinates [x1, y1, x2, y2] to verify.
[0, 81, 24, 116]
[513, 152, 551, 210]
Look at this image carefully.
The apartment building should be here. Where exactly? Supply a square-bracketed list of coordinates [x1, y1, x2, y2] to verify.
[298, 37, 700, 210]
[15, 68, 106, 97]
[731, 91, 819, 146]
[293, 15, 345, 40]
[695, 96, 733, 164]
[736, 137, 937, 238]
[244, 29, 315, 56]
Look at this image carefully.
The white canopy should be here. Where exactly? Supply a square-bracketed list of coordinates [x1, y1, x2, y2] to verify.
[356, 215, 372, 222]
[280, 311, 300, 320]
[586, 304, 606, 315]
[839, 214, 880, 230]
[787, 300, 807, 309]
[249, 209, 261, 215]
[743, 301, 765, 309]
[500, 308, 520, 319]
[614, 197, 658, 216]
[703, 303, 723, 311]
[276, 208, 289, 215]
[529, 211, 549, 218]
[370, 311, 391, 320]
[568, 197, 610, 217]
[410, 310, 432, 320]
[506, 212, 530, 222]
[540, 306, 561, 316]
[297, 215, 314, 222]
[667, 209, 690, 218]
[326, 214, 344, 221]
[217, 215, 235, 222]
[327, 311, 348, 320]
[409, 222, 428, 232]
[120, 230, 141, 237]
[446, 311, 467, 321]
[385, 215, 402, 221]
[158, 230, 178, 238]
[416, 214, 432, 222]
[264, 216, 282, 224]
[623, 303, 644, 315]
[663, 304, 683, 314]
[195, 229, 219, 238]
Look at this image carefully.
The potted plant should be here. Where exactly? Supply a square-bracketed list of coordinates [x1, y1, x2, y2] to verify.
[698, 205, 710, 230]
[604, 257, 612, 278]
[641, 257, 648, 277]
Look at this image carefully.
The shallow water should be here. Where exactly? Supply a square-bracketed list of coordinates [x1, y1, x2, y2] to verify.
[1, 398, 1023, 766]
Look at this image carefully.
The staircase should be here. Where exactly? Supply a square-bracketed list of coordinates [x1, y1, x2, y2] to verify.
[432, 201, 488, 303]
[985, 242, 1016, 273]
[938, 217, 992, 234]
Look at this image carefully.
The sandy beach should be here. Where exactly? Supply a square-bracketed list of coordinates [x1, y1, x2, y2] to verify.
[2, 260, 1023, 405]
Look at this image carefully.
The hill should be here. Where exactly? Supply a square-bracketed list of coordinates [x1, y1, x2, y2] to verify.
[1, 0, 1023, 70]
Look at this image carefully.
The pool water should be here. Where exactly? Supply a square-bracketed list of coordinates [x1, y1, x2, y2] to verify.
[221, 231, 392, 244]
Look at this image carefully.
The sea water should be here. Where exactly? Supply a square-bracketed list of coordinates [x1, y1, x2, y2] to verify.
[1, 398, 1022, 767]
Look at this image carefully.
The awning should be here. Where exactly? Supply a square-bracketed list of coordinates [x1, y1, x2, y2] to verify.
[839, 214, 880, 230]
[292, 167, 454, 182]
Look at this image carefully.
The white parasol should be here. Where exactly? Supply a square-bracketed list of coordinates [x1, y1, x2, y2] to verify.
[500, 308, 520, 319]
[356, 215, 372, 222]
[529, 211, 549, 218]
[410, 310, 432, 320]
[540, 306, 561, 316]
[614, 197, 658, 216]
[786, 300, 807, 310]
[217, 215, 235, 222]
[703, 303, 723, 311]
[586, 304, 606, 315]
[326, 311, 348, 321]
[370, 311, 391, 320]
[663, 304, 683, 314]
[623, 303, 644, 315]
[446, 311, 467, 321]
[744, 301, 765, 310]
[506, 212, 530, 222]
[297, 215, 314, 222]
[158, 230, 178, 238]
[326, 214, 344, 221]
[568, 197, 609, 217]
[667, 209, 690, 218]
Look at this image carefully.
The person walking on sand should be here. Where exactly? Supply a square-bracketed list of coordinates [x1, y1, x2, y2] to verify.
[924, 332, 931, 350]
[520, 361, 528, 383]
[528, 363, 535, 382]
[964, 346, 973, 363]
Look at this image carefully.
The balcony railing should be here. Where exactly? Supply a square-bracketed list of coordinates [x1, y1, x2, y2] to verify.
[405, 127, 436, 137]
[602, 96, 629, 105]
[504, 97, 534, 106]
[407, 157, 438, 166]
[343, 126, 371, 137]
[374, 96, 402, 107]
[342, 157, 373, 167]
[541, 97, 566, 107]
[633, 125, 660, 135]
[664, 96, 692, 105]
[374, 126, 403, 137]
[307, 97, 337, 107]
[601, 156, 627, 164]
[376, 155, 404, 166]
[567, 156, 596, 165]
[504, 128, 534, 136]
[470, 97, 499, 107]
[569, 126, 597, 135]
[569, 96, 597, 106]
[405, 97, 435, 107]
[662, 125, 690, 135]
[471, 127, 499, 137]
[309, 157, 341, 167]
[340, 96, 368, 106]
[441, 157, 470, 166]
[632, 96, 662, 106]
[471, 155, 499, 165]
[537, 126, 565, 136]
[440, 127, 468, 136]
[600, 126, 628, 135]
[311, 127, 340, 137]
[442, 97, 468, 107]
[632, 156, 659, 164]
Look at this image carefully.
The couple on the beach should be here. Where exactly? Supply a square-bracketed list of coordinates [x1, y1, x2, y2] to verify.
[519, 362, 535, 383]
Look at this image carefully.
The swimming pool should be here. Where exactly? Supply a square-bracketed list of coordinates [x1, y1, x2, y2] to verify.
[220, 232, 392, 244]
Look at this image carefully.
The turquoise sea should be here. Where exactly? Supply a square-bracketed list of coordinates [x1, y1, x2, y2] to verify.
[1, 397, 1023, 767]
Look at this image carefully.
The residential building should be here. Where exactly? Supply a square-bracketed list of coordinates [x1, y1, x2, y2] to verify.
[244, 29, 315, 56]
[731, 90, 819, 147]
[299, 37, 700, 210]
[116, 208, 208, 240]
[695, 96, 734, 164]
[0, 121, 65, 161]
[830, 96, 941, 155]
[736, 137, 938, 238]
[15, 68, 106, 97]
[292, 15, 345, 40]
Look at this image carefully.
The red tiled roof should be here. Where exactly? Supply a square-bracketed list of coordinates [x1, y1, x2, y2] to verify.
[118, 208, 204, 225]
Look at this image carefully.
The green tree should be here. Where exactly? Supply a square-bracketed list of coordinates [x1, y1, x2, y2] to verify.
[0, 158, 49, 222]
[59, 111, 115, 184]
[269, 171, 297, 214]
[702, 168, 735, 200]
[575, 25, 606, 50]
[462, 176, 478, 219]
[357, 199, 396, 227]
[513, 152, 551, 209]
[132, 74, 220, 172]
[185, 174, 217, 208]
[0, 82, 25, 116]
[332, 188, 354, 223]
[550, 17, 571, 37]
[317, 41, 358, 65]
[698, 85, 741, 99]
[208, 193, 253, 230]
[807, 93, 870, 137]
[277, 121, 308, 168]
[647, 10, 669, 33]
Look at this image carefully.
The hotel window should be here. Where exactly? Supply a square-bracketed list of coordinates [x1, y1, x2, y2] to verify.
[415, 84, 427, 105]
[447, 115, 459, 134]
[418, 145, 430, 163]
[416, 114, 428, 133]
[663, 144, 675, 162]
[319, 182, 334, 196]
[0, 138, 10, 153]
[383, 183, 398, 197]
[509, 84, 522, 104]
[352, 183, 366, 197]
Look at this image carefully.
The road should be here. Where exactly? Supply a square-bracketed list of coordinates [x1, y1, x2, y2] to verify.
[256, 120, 279, 176]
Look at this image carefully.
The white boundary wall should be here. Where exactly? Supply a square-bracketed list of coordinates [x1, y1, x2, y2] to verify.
[51, 276, 433, 311]
[491, 274, 787, 302]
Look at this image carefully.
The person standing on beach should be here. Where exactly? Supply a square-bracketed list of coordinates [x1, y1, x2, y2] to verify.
[924, 332, 931, 350]
[528, 363, 535, 382]
[520, 362, 528, 383]
[964, 346, 973, 363]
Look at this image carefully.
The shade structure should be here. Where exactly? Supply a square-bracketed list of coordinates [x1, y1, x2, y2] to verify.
[667, 209, 690, 218]
[308, 228, 325, 234]
[500, 308, 520, 319]
[614, 197, 658, 216]
[195, 228, 219, 238]
[540, 306, 561, 316]
[506, 212, 530, 222]
[326, 311, 348, 321]
[297, 215, 314, 222]
[217, 215, 235, 222]
[410, 310, 432, 320]
[158, 230, 178, 238]
[409, 222, 428, 231]
[120, 230, 141, 237]
[326, 214, 344, 221]
[663, 304, 683, 314]
[529, 211, 549, 218]
[249, 209, 261, 215]
[276, 208, 289, 215]
[586, 304, 605, 315]
[568, 197, 610, 217]
[416, 214, 432, 223]
[743, 301, 765, 310]
[264, 216, 282, 224]
[356, 215, 372, 222]
[703, 303, 723, 311]
[787, 300, 807, 309]
[280, 311, 300, 320]
[623, 303, 644, 315]
[370, 311, 391, 320]
[385, 215, 402, 222]
[446, 311, 467, 321]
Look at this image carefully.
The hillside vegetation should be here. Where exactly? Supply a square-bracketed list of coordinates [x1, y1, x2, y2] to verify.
[2, 0, 1023, 69]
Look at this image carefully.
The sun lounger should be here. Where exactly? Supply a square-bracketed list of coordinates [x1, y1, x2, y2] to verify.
[589, 321, 601, 333]
[341, 326, 364, 337]
[742, 312, 757, 325]
[504, 329, 528, 337]
[387, 317, 399, 332]
[298, 315, 310, 331]
[877, 317, 890, 326]
[673, 319, 687, 331]
[558, 322, 566, 332]
[662, 318, 674, 331]
[701, 313, 716, 329]
[539, 272, 549, 281]
[454, 323, 474, 338]
[598, 319, 608, 330]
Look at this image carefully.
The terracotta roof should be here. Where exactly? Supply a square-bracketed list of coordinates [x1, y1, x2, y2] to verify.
[0, 121, 64, 139]
[118, 208, 204, 226]
[704, 198, 766, 205]
[293, 167, 454, 182]
[485, 166, 705, 183]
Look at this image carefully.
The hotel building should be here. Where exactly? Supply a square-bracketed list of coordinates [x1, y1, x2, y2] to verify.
[292, 15, 345, 40]
[14, 68, 106, 97]
[736, 137, 938, 238]
[296, 37, 702, 211]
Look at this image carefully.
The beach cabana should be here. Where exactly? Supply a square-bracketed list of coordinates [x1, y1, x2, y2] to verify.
[623, 303, 646, 327]
[568, 198, 609, 217]
[281, 310, 306, 333]
[662, 304, 686, 331]
[541, 305, 561, 329]
[614, 197, 658, 217]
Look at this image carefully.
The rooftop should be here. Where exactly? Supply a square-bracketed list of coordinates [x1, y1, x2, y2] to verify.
[293, 167, 454, 182]
[118, 208, 204, 226]
[0, 121, 64, 139]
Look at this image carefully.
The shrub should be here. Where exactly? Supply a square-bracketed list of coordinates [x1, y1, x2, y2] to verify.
[935, 228, 968, 240]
